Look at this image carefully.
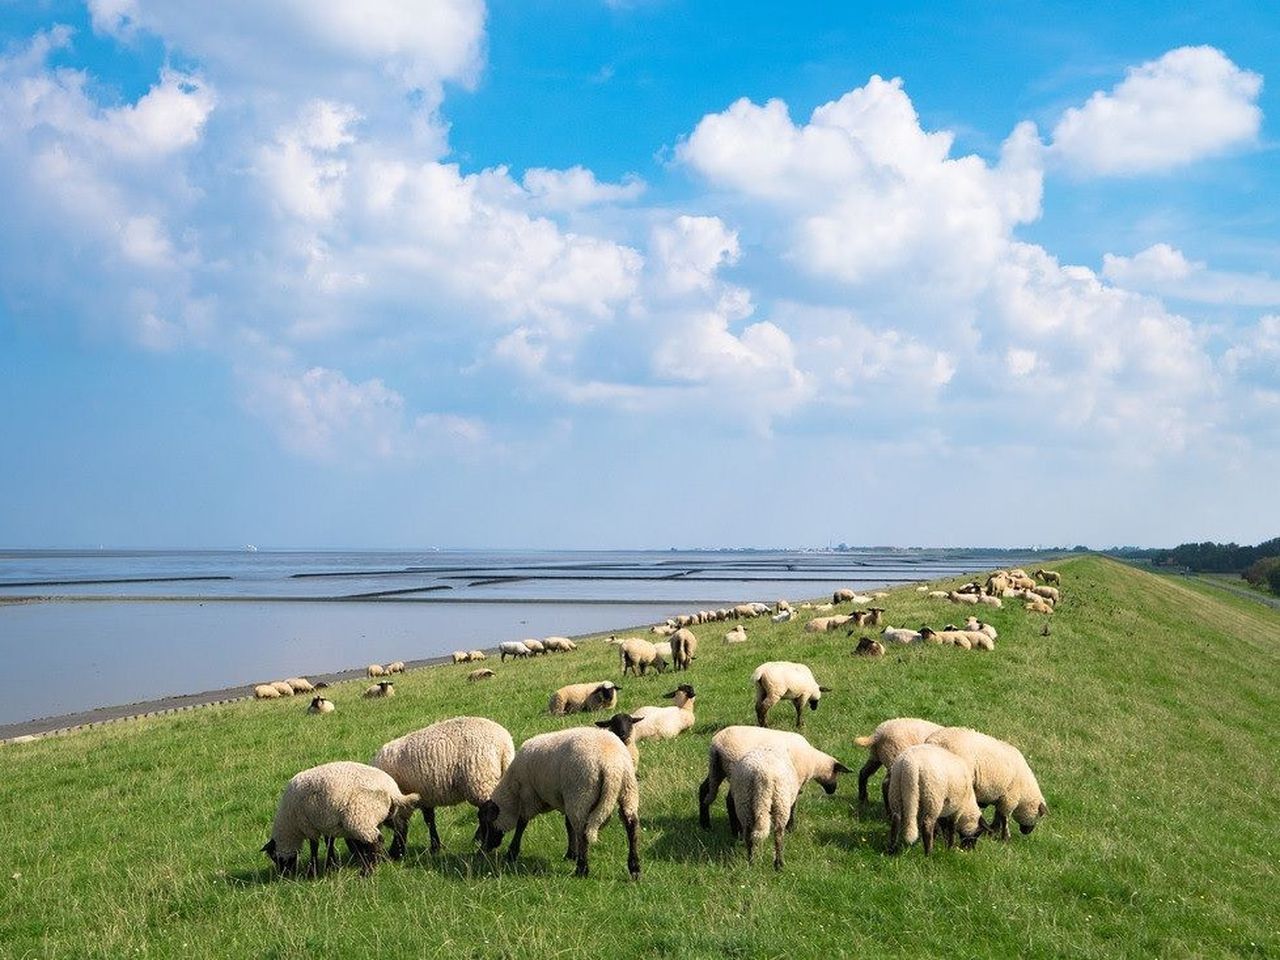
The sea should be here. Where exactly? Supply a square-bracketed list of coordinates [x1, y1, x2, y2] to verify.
[0, 548, 1051, 726]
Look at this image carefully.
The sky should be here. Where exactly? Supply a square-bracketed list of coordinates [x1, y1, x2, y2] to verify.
[1, 0, 1278, 549]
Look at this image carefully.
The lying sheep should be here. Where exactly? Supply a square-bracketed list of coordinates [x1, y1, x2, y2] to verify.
[976, 594, 1003, 608]
[385, 662, 406, 675]
[925, 727, 1048, 839]
[307, 696, 335, 715]
[452, 651, 470, 664]
[1035, 568, 1062, 586]
[752, 661, 831, 729]
[594, 711, 643, 767]
[477, 726, 641, 880]
[853, 637, 885, 657]
[919, 627, 975, 649]
[775, 599, 793, 613]
[724, 624, 748, 644]
[948, 591, 981, 606]
[285, 677, 315, 693]
[771, 609, 793, 623]
[364, 681, 395, 698]
[468, 668, 495, 682]
[729, 746, 802, 870]
[373, 716, 515, 857]
[499, 641, 531, 661]
[928, 590, 949, 599]
[853, 717, 942, 807]
[964, 617, 998, 640]
[1031, 585, 1060, 604]
[697, 726, 849, 831]
[866, 607, 885, 627]
[367, 664, 385, 678]
[872, 591, 890, 600]
[1025, 600, 1054, 614]
[850, 610, 871, 627]
[254, 684, 281, 700]
[262, 761, 419, 877]
[833, 588, 856, 604]
[630, 684, 696, 742]
[881, 626, 922, 644]
[548, 680, 620, 716]
[271, 681, 296, 697]
[887, 744, 984, 855]
[468, 650, 487, 662]
[619, 638, 667, 676]
[671, 627, 698, 669]
[804, 616, 834, 633]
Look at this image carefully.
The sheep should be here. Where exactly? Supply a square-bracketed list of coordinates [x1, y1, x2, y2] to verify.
[948, 591, 981, 606]
[725, 624, 748, 644]
[1035, 568, 1062, 586]
[385, 661, 406, 675]
[697, 725, 850, 831]
[853, 636, 885, 657]
[468, 650, 487, 662]
[254, 684, 281, 700]
[728, 746, 802, 870]
[964, 617, 996, 639]
[886, 744, 984, 855]
[285, 677, 314, 693]
[468, 668, 495, 682]
[775, 599, 793, 613]
[671, 627, 698, 669]
[372, 716, 515, 857]
[1031, 585, 1060, 604]
[804, 616, 834, 633]
[872, 591, 890, 600]
[548, 680, 620, 716]
[984, 573, 1011, 596]
[1025, 600, 1054, 614]
[619, 638, 667, 676]
[270, 681, 296, 697]
[367, 664, 386, 678]
[653, 640, 673, 662]
[499, 641, 531, 661]
[866, 607, 885, 627]
[452, 651, 469, 664]
[918, 626, 975, 649]
[476, 725, 641, 880]
[928, 590, 949, 599]
[976, 594, 1003, 608]
[733, 604, 761, 619]
[543, 637, 577, 652]
[915, 586, 929, 593]
[307, 696, 335, 715]
[630, 683, 696, 742]
[850, 610, 871, 627]
[881, 626, 922, 644]
[833, 589, 855, 603]
[752, 661, 831, 729]
[364, 681, 395, 698]
[925, 726, 1049, 839]
[262, 761, 419, 877]
[522, 639, 547, 656]
[650, 624, 676, 637]
[852, 717, 943, 807]
[771, 609, 793, 623]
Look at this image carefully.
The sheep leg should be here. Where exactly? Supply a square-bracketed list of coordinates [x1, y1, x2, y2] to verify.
[504, 817, 528, 863]
[786, 800, 798, 833]
[993, 806, 1011, 841]
[773, 828, 784, 871]
[744, 831, 755, 864]
[887, 814, 901, 854]
[793, 698, 805, 729]
[388, 818, 409, 861]
[921, 818, 935, 856]
[573, 827, 590, 878]
[726, 791, 741, 839]
[355, 838, 382, 877]
[563, 815, 576, 860]
[324, 836, 337, 871]
[424, 807, 442, 854]
[698, 771, 722, 830]
[940, 816, 956, 850]
[755, 694, 778, 727]
[623, 811, 641, 881]
[881, 774, 891, 815]
[307, 838, 320, 878]
[857, 757, 881, 805]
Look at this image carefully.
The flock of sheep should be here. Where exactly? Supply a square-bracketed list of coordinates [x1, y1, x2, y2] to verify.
[259, 566, 1061, 879]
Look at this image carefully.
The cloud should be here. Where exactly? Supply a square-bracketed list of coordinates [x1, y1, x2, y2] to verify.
[522, 166, 645, 211]
[1102, 244, 1280, 307]
[1050, 46, 1262, 176]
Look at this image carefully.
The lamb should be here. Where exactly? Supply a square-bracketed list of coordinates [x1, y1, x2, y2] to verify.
[385, 662, 406, 675]
[852, 717, 942, 806]
[254, 684, 281, 700]
[630, 683, 696, 742]
[522, 639, 547, 656]
[671, 627, 698, 669]
[364, 680, 395, 698]
[697, 725, 850, 831]
[752, 661, 831, 729]
[468, 668, 495, 682]
[728, 746, 803, 870]
[307, 696, 335, 715]
[262, 761, 419, 877]
[499, 641, 532, 661]
[619, 637, 667, 676]
[452, 651, 470, 664]
[372, 716, 515, 857]
[1034, 568, 1062, 586]
[547, 680, 620, 716]
[881, 626, 922, 644]
[468, 650, 487, 662]
[476, 725, 641, 880]
[270, 681, 296, 697]
[925, 726, 1048, 839]
[724, 624, 748, 643]
[886, 744, 984, 855]
[367, 664, 386, 678]
[853, 637, 885, 657]
[285, 677, 314, 693]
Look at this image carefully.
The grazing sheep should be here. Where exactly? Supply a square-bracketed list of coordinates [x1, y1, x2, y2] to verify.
[1035, 568, 1062, 585]
[543, 637, 577, 652]
[367, 664, 386, 678]
[547, 681, 621, 716]
[925, 727, 1048, 839]
[881, 626, 922, 644]
[887, 744, 984, 855]
[468, 650, 487, 662]
[373, 717, 515, 857]
[262, 761, 419, 877]
[364, 681, 395, 699]
[671, 627, 698, 669]
[468, 668, 495, 682]
[650, 624, 677, 637]
[271, 681, 296, 697]
[728, 746, 802, 870]
[619, 638, 668, 676]
[630, 684, 696, 742]
[733, 604, 761, 620]
[452, 651, 470, 664]
[499, 641, 532, 661]
[697, 726, 850, 831]
[852, 717, 943, 807]
[307, 696, 335, 715]
[254, 684, 281, 700]
[476, 726, 642, 880]
[724, 624, 748, 644]
[984, 573, 1011, 596]
[653, 640, 673, 663]
[522, 639, 547, 656]
[285, 677, 315, 693]
[853, 636, 885, 657]
[385, 662, 406, 675]
[752, 661, 831, 729]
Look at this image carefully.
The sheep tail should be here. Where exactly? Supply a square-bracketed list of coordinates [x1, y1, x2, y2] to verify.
[584, 762, 623, 845]
[898, 767, 920, 846]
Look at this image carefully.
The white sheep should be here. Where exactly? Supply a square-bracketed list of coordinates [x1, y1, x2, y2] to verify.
[543, 636, 578, 652]
[270, 681, 296, 697]
[1034, 568, 1062, 585]
[306, 696, 335, 715]
[697, 725, 849, 832]
[367, 664, 386, 678]
[852, 717, 942, 807]
[262, 761, 419, 877]
[770, 610, 793, 623]
[285, 677, 314, 693]
[1031, 585, 1060, 603]
[1025, 599, 1054, 614]
[925, 727, 1048, 839]
[522, 639, 547, 656]
[477, 726, 641, 879]
[253, 684, 281, 700]
[468, 650, 487, 662]
[833, 588, 855, 603]
[451, 651, 469, 664]
[468, 668, 495, 682]
[881, 626, 922, 644]
[653, 640, 673, 662]
[724, 624, 748, 644]
[650, 624, 677, 637]
[752, 661, 831, 729]
[728, 746, 802, 870]
[630, 683, 696, 742]
[887, 744, 984, 855]
[364, 681, 395, 698]
[547, 680, 620, 716]
[372, 716, 515, 857]
[671, 627, 698, 669]
[976, 594, 1003, 608]
[385, 661, 406, 675]
[964, 617, 998, 640]
[619, 638, 667, 676]
[499, 641, 531, 661]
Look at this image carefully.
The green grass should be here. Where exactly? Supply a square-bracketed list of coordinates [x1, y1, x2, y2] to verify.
[1, 556, 1277, 959]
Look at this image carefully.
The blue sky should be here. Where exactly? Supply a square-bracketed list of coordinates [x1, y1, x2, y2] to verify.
[1, 0, 1278, 549]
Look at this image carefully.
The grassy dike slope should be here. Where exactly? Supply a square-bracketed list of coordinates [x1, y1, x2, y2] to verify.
[0, 556, 1276, 959]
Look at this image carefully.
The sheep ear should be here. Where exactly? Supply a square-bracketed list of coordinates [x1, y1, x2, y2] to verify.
[595, 719, 612, 729]
[629, 716, 644, 724]
[661, 690, 677, 699]
[833, 762, 852, 774]
[261, 839, 275, 855]
[818, 686, 833, 693]
[1038, 801, 1048, 817]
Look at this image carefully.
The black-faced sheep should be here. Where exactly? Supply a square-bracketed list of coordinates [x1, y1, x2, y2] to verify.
[752, 661, 830, 729]
[887, 744, 985, 855]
